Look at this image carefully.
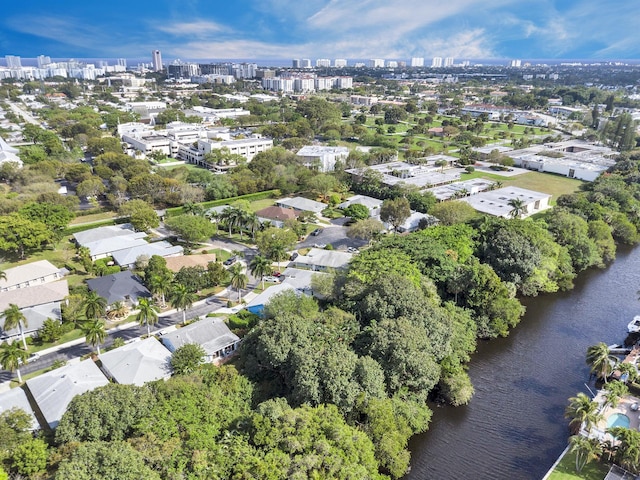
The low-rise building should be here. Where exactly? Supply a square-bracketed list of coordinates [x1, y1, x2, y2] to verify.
[292, 248, 353, 272]
[111, 241, 183, 269]
[338, 195, 383, 217]
[275, 197, 326, 214]
[26, 360, 109, 429]
[460, 187, 551, 219]
[86, 271, 151, 307]
[0, 260, 65, 292]
[160, 318, 240, 364]
[0, 387, 39, 430]
[296, 146, 349, 172]
[256, 206, 299, 228]
[98, 337, 172, 386]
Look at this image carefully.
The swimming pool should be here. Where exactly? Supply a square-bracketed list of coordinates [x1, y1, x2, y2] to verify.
[607, 413, 631, 429]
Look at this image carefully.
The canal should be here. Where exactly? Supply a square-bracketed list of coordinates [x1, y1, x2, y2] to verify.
[407, 245, 640, 479]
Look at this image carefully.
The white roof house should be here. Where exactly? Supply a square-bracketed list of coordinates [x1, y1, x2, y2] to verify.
[74, 224, 149, 261]
[111, 241, 183, 268]
[296, 145, 349, 172]
[338, 195, 384, 216]
[461, 187, 551, 218]
[73, 224, 138, 246]
[292, 248, 353, 272]
[275, 197, 326, 214]
[0, 387, 38, 430]
[98, 337, 172, 386]
[0, 136, 22, 167]
[0, 260, 65, 292]
[245, 282, 296, 316]
[396, 212, 439, 233]
[26, 360, 109, 429]
[160, 318, 240, 364]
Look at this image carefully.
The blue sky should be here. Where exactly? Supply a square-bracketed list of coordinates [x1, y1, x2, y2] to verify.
[1, 0, 639, 62]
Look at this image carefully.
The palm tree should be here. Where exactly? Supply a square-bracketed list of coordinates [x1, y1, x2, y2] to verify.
[569, 435, 602, 473]
[3, 304, 29, 350]
[82, 318, 107, 354]
[564, 392, 603, 434]
[602, 380, 629, 413]
[0, 269, 6, 282]
[268, 244, 288, 270]
[249, 255, 272, 289]
[608, 427, 640, 472]
[586, 342, 617, 383]
[149, 271, 173, 307]
[244, 212, 261, 241]
[82, 291, 107, 322]
[228, 263, 248, 302]
[0, 342, 28, 383]
[136, 298, 160, 336]
[169, 284, 196, 325]
[507, 198, 527, 219]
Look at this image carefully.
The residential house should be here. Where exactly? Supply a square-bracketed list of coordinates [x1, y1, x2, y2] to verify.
[98, 337, 172, 386]
[275, 197, 326, 215]
[0, 280, 69, 341]
[26, 359, 109, 429]
[396, 212, 439, 233]
[292, 248, 353, 272]
[0, 136, 22, 168]
[0, 387, 38, 430]
[245, 282, 295, 316]
[111, 241, 183, 269]
[338, 195, 383, 217]
[73, 224, 148, 261]
[256, 206, 299, 228]
[160, 318, 240, 364]
[0, 260, 66, 292]
[86, 271, 151, 307]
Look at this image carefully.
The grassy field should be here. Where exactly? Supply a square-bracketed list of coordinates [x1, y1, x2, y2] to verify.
[70, 211, 118, 225]
[547, 450, 610, 480]
[501, 172, 584, 202]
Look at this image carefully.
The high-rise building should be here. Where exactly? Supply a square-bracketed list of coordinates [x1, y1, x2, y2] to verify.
[509, 59, 522, 67]
[387, 60, 398, 68]
[301, 59, 312, 68]
[368, 59, 385, 68]
[334, 59, 347, 68]
[36, 55, 51, 68]
[431, 57, 443, 68]
[316, 58, 331, 68]
[444, 57, 454, 67]
[411, 57, 424, 67]
[152, 50, 163, 72]
[292, 59, 301, 68]
[118, 58, 127, 68]
[5, 55, 21, 68]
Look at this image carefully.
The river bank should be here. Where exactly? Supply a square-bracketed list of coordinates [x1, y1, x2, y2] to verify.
[406, 245, 640, 479]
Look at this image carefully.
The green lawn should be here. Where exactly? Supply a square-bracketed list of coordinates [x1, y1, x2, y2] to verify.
[249, 198, 276, 212]
[547, 450, 610, 480]
[70, 211, 118, 225]
[0, 237, 77, 270]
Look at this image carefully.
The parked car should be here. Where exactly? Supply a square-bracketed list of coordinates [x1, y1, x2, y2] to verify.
[263, 275, 281, 283]
[313, 243, 326, 249]
[310, 228, 323, 236]
[290, 252, 299, 261]
[347, 247, 360, 254]
[223, 256, 238, 266]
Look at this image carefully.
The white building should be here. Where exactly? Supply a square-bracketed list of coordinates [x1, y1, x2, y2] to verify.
[180, 136, 273, 166]
[369, 59, 385, 68]
[296, 145, 349, 172]
[444, 57, 455, 67]
[301, 59, 312, 68]
[334, 59, 347, 68]
[461, 187, 551, 219]
[316, 59, 331, 67]
[432, 57, 443, 68]
[152, 50, 163, 71]
[411, 57, 424, 67]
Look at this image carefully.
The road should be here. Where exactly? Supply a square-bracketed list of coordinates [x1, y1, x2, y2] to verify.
[7, 101, 40, 126]
[0, 296, 227, 383]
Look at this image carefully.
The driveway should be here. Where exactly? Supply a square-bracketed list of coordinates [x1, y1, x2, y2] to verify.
[296, 225, 367, 251]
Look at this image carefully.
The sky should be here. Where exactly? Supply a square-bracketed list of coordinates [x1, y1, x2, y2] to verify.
[1, 0, 639, 63]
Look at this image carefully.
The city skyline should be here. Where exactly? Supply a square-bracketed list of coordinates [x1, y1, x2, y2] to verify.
[1, 0, 639, 62]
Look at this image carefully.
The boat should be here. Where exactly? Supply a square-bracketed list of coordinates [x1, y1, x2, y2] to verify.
[627, 315, 640, 333]
[608, 344, 632, 355]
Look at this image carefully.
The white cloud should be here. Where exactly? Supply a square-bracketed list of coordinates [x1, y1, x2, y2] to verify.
[156, 21, 229, 38]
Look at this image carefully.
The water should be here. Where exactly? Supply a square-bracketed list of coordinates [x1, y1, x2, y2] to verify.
[407, 245, 640, 480]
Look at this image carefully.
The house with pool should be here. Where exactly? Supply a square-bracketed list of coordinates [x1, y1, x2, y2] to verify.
[585, 390, 640, 442]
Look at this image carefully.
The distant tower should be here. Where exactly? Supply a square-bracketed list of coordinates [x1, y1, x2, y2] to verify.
[292, 59, 301, 68]
[444, 57, 454, 67]
[431, 57, 443, 68]
[36, 55, 51, 68]
[118, 58, 127, 68]
[411, 57, 424, 67]
[152, 50, 163, 72]
[5, 55, 21, 68]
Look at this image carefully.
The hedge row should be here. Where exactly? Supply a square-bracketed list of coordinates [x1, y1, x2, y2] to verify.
[164, 189, 281, 217]
[63, 217, 127, 236]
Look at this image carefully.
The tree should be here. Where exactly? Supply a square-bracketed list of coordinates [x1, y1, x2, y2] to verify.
[380, 197, 411, 232]
[165, 214, 216, 245]
[586, 342, 617, 383]
[55, 441, 161, 480]
[82, 318, 107, 354]
[256, 227, 297, 266]
[0, 342, 28, 383]
[569, 435, 602, 473]
[136, 298, 160, 336]
[348, 217, 385, 243]
[119, 199, 159, 232]
[168, 283, 196, 324]
[2, 304, 28, 350]
[343, 203, 370, 220]
[229, 263, 248, 302]
[602, 380, 629, 413]
[564, 392, 602, 434]
[82, 291, 107, 322]
[170, 343, 205, 375]
[76, 177, 106, 199]
[55, 383, 156, 443]
[38, 318, 65, 343]
[0, 213, 53, 259]
[507, 198, 528, 219]
[249, 255, 272, 289]
[148, 271, 173, 307]
[11, 438, 48, 477]
[18, 202, 74, 239]
[430, 201, 477, 225]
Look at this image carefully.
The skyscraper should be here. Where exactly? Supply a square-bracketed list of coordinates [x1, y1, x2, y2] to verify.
[36, 55, 51, 68]
[5, 55, 21, 68]
[431, 57, 443, 68]
[152, 50, 163, 72]
[292, 59, 301, 68]
[411, 57, 424, 67]
[118, 58, 127, 68]
[444, 57, 455, 67]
